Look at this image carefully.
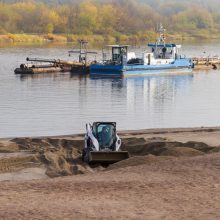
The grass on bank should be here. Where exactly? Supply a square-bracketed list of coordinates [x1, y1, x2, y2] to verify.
[0, 31, 220, 45]
[0, 33, 156, 44]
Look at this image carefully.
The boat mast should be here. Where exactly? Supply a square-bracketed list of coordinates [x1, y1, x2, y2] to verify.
[68, 40, 97, 65]
[156, 23, 166, 46]
[153, 23, 166, 57]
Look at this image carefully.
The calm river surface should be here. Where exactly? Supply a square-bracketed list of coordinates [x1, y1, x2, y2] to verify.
[1, 42, 220, 138]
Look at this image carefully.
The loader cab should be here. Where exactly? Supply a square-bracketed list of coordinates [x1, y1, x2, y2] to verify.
[83, 121, 127, 164]
[93, 122, 116, 150]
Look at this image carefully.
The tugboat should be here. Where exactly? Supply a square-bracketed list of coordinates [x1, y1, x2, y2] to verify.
[90, 24, 194, 75]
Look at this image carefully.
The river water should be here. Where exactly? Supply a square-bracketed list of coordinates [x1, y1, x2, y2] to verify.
[1, 42, 220, 138]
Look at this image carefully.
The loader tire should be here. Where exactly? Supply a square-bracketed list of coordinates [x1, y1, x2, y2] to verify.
[82, 148, 89, 163]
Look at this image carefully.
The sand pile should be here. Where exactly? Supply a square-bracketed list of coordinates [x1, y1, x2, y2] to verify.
[0, 134, 217, 179]
[11, 137, 84, 153]
[0, 141, 19, 153]
[208, 146, 220, 153]
[159, 147, 204, 157]
[0, 140, 40, 174]
[121, 137, 215, 157]
[11, 137, 92, 177]
[0, 154, 39, 173]
[41, 150, 93, 177]
[121, 137, 168, 156]
[183, 141, 215, 152]
[107, 154, 172, 170]
[108, 142, 205, 171]
[112, 137, 219, 170]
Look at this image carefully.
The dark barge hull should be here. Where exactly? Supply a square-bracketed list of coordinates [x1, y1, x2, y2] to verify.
[14, 67, 67, 75]
[14, 66, 90, 75]
[15, 64, 89, 75]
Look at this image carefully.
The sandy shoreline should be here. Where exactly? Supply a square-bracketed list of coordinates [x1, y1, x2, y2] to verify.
[2, 125, 220, 141]
[0, 126, 219, 219]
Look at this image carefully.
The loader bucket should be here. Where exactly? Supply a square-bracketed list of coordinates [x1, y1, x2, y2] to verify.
[89, 151, 129, 164]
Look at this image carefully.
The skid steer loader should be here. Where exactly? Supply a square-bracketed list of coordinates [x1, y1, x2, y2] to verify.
[82, 122, 129, 164]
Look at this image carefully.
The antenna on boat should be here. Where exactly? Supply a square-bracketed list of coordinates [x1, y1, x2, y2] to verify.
[69, 40, 97, 65]
[156, 23, 166, 46]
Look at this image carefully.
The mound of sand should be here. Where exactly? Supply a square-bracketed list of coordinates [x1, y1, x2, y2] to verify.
[41, 150, 92, 177]
[11, 138, 52, 153]
[121, 141, 166, 156]
[121, 137, 147, 146]
[184, 141, 215, 152]
[0, 141, 19, 153]
[42, 151, 72, 177]
[9, 137, 91, 177]
[2, 134, 219, 179]
[107, 154, 172, 170]
[11, 137, 84, 152]
[208, 146, 220, 153]
[0, 154, 39, 173]
[159, 147, 204, 157]
[121, 138, 212, 157]
[39, 147, 92, 177]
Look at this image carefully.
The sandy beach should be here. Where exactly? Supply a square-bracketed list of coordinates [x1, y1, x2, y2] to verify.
[0, 127, 219, 219]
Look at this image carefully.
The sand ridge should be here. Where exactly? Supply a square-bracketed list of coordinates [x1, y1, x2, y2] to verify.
[0, 127, 220, 179]
[0, 127, 220, 219]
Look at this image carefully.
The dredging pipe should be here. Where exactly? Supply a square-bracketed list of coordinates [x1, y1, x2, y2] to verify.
[26, 57, 77, 65]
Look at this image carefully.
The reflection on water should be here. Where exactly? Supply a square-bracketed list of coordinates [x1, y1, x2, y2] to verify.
[1, 45, 220, 137]
[90, 74, 193, 113]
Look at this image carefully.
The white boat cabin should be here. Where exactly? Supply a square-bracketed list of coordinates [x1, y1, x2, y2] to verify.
[142, 44, 182, 65]
[102, 44, 182, 66]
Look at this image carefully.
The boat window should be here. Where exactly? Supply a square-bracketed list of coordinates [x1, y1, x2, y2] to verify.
[112, 48, 121, 61]
[153, 47, 174, 59]
[113, 48, 121, 55]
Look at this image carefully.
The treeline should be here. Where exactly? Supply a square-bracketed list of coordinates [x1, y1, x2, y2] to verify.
[1, 0, 220, 39]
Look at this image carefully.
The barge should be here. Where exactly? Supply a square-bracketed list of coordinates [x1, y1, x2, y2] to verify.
[14, 59, 72, 75]
[14, 40, 95, 75]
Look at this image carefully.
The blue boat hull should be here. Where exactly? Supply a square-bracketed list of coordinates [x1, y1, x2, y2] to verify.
[90, 59, 193, 75]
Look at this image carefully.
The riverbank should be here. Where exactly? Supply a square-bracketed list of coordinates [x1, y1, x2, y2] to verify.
[0, 127, 220, 219]
[1, 33, 220, 45]
[0, 34, 149, 45]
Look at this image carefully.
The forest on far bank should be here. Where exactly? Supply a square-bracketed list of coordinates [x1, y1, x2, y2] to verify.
[0, 0, 220, 42]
